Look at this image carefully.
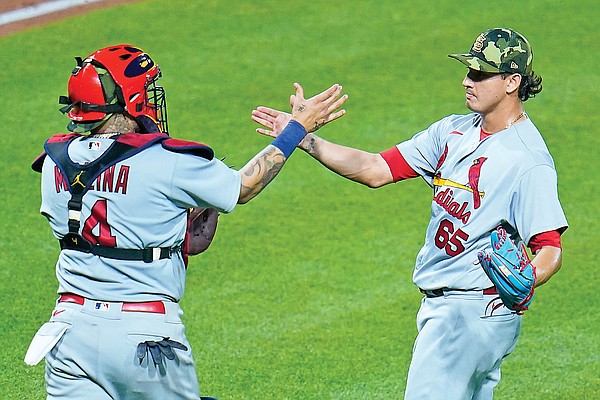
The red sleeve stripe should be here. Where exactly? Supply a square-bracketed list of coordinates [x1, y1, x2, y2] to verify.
[380, 146, 419, 182]
[529, 230, 562, 253]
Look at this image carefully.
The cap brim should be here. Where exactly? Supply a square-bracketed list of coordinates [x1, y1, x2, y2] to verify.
[448, 53, 503, 73]
[67, 117, 109, 133]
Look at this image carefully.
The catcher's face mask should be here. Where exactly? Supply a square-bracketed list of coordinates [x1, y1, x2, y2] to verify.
[59, 44, 168, 134]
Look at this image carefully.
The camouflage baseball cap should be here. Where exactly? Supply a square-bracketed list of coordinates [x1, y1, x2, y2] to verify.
[449, 28, 533, 74]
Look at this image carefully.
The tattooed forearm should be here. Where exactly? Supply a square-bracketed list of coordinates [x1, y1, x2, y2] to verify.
[304, 134, 317, 154]
[238, 146, 286, 204]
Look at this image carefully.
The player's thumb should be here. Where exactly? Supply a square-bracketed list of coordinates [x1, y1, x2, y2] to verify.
[293, 82, 305, 102]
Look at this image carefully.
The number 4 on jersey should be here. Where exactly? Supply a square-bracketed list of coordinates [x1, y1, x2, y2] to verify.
[82, 199, 117, 247]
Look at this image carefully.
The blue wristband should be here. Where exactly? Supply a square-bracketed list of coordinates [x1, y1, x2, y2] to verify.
[270, 120, 307, 158]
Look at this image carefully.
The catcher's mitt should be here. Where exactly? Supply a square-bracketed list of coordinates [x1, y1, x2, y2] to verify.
[477, 226, 536, 312]
[186, 207, 219, 256]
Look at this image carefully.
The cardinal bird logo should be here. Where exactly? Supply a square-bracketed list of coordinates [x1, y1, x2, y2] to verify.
[468, 157, 487, 209]
[433, 156, 487, 220]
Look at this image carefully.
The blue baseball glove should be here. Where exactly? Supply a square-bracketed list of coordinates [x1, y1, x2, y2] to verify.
[478, 226, 536, 312]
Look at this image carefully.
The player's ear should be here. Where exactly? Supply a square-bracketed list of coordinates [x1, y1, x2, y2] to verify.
[505, 73, 521, 95]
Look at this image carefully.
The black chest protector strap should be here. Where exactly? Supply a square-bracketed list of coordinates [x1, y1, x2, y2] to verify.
[45, 134, 180, 263]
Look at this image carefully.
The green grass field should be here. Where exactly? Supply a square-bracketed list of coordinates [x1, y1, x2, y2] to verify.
[1, 0, 599, 398]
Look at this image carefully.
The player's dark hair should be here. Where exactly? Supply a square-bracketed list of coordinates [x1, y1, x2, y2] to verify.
[502, 71, 542, 101]
[519, 72, 542, 101]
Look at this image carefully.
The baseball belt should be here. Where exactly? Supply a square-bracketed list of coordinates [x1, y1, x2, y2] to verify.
[58, 293, 166, 314]
[420, 287, 498, 298]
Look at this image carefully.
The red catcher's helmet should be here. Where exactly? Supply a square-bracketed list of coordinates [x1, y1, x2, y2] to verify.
[59, 44, 168, 133]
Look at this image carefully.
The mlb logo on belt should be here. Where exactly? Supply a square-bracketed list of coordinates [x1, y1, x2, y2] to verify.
[94, 302, 110, 312]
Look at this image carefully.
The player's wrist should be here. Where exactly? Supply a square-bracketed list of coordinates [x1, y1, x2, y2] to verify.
[300, 133, 318, 154]
[271, 119, 307, 158]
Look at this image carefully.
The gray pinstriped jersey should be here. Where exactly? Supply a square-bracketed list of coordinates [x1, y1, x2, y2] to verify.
[397, 114, 568, 290]
[40, 136, 241, 302]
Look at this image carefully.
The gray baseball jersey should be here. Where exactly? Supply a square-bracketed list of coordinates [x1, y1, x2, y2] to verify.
[396, 113, 568, 290]
[39, 135, 241, 302]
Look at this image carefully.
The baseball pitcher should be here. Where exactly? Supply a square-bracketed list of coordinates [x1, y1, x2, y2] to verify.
[252, 28, 568, 399]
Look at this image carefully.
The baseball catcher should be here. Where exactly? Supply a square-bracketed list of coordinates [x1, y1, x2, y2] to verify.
[26, 42, 348, 400]
[478, 225, 536, 312]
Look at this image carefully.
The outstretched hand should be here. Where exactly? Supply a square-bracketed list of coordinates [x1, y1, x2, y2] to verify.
[251, 106, 292, 139]
[290, 83, 348, 132]
[252, 83, 347, 141]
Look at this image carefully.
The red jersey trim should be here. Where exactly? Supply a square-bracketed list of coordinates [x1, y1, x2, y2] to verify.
[480, 128, 492, 141]
[529, 230, 562, 253]
[380, 146, 419, 182]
